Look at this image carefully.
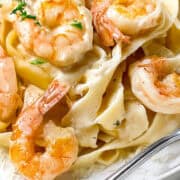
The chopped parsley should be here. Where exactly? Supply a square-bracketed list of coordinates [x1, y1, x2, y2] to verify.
[21, 11, 36, 20]
[11, 0, 40, 25]
[11, 1, 26, 14]
[71, 20, 83, 30]
[30, 58, 46, 65]
[113, 120, 120, 127]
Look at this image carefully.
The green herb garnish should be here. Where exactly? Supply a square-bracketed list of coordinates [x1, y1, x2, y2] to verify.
[11, 0, 40, 25]
[11, 1, 26, 14]
[71, 20, 83, 30]
[35, 21, 41, 26]
[30, 58, 46, 65]
[21, 11, 36, 20]
[113, 120, 120, 127]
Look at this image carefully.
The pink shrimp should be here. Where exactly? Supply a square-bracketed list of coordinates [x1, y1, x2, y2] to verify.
[0, 45, 20, 123]
[10, 80, 78, 180]
[13, 0, 93, 67]
[91, 0, 161, 46]
[129, 56, 180, 114]
[91, 0, 130, 46]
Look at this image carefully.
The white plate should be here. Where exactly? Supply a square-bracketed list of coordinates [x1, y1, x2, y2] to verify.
[0, 141, 180, 180]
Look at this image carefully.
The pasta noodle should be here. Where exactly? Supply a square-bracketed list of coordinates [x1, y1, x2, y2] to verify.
[0, 122, 10, 133]
[6, 30, 52, 89]
[167, 22, 180, 54]
[121, 0, 179, 59]
[71, 114, 180, 176]
[0, 0, 179, 179]
[97, 149, 120, 166]
[143, 39, 174, 57]
[0, 132, 11, 147]
[118, 101, 149, 142]
[62, 45, 122, 147]
[95, 64, 125, 131]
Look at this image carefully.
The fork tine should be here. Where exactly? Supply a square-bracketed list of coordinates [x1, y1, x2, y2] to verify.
[106, 129, 180, 180]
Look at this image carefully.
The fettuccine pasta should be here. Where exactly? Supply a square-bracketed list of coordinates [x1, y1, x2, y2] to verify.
[0, 0, 179, 179]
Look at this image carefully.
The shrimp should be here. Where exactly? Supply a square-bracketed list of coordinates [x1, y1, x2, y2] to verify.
[0, 45, 20, 123]
[13, 0, 93, 67]
[91, 0, 161, 46]
[10, 80, 78, 180]
[129, 56, 180, 114]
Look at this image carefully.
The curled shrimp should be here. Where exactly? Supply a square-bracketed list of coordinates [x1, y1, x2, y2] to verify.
[129, 56, 180, 114]
[91, 0, 161, 46]
[0, 45, 20, 123]
[13, 0, 93, 67]
[10, 80, 78, 180]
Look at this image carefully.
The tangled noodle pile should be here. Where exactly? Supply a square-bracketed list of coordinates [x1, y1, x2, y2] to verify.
[0, 0, 179, 179]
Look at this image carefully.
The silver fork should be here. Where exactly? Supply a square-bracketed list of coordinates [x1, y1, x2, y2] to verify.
[106, 129, 180, 180]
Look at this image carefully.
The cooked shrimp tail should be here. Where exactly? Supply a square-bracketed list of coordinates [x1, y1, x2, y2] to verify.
[37, 80, 70, 115]
[91, 0, 161, 47]
[91, 0, 130, 46]
[10, 80, 78, 180]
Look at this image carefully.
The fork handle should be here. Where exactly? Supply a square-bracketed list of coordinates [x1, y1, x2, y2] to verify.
[106, 129, 180, 180]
